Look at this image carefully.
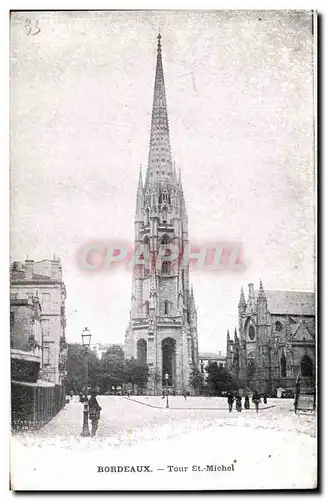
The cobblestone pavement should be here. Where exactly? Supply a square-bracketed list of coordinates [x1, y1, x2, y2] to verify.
[11, 396, 317, 491]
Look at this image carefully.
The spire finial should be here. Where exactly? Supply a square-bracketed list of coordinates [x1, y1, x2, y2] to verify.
[257, 278, 267, 302]
[157, 33, 162, 52]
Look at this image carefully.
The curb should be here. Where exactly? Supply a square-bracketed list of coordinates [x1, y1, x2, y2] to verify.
[122, 397, 275, 411]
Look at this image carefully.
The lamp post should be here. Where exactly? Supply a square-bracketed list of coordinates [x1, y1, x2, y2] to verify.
[165, 373, 169, 408]
[81, 327, 92, 437]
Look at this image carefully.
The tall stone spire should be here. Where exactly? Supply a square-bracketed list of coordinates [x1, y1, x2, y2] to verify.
[257, 279, 267, 303]
[145, 34, 173, 186]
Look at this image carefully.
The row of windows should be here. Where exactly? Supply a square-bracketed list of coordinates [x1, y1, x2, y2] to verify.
[143, 300, 171, 316]
[144, 207, 169, 225]
[10, 292, 51, 302]
[246, 354, 314, 378]
[246, 321, 297, 340]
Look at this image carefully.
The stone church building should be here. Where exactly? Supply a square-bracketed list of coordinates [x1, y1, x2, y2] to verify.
[226, 281, 316, 396]
[124, 35, 199, 394]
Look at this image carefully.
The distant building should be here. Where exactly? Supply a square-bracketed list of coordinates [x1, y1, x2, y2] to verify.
[198, 351, 226, 378]
[10, 258, 67, 386]
[90, 343, 124, 360]
[226, 281, 316, 395]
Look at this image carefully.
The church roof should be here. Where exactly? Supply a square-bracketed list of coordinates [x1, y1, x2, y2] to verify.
[262, 290, 315, 316]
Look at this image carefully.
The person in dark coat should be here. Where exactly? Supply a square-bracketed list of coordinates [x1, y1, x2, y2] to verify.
[88, 390, 102, 437]
[235, 395, 242, 412]
[227, 393, 234, 412]
[79, 392, 84, 403]
[252, 391, 261, 413]
[263, 394, 267, 404]
[244, 395, 250, 409]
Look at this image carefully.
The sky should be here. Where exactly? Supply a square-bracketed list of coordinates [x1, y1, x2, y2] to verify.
[10, 10, 315, 353]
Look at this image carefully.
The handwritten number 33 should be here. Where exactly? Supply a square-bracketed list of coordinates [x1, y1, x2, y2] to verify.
[25, 19, 40, 36]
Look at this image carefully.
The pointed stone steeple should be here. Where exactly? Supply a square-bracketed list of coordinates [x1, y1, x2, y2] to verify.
[234, 327, 238, 342]
[257, 279, 267, 303]
[135, 165, 144, 218]
[145, 34, 173, 187]
[227, 329, 230, 341]
[239, 286, 246, 307]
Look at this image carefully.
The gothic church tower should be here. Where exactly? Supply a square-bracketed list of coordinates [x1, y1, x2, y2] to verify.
[124, 35, 198, 394]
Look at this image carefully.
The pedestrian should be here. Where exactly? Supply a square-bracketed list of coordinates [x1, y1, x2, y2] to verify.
[70, 391, 74, 400]
[236, 395, 242, 412]
[252, 391, 260, 413]
[263, 393, 267, 404]
[183, 391, 187, 400]
[227, 392, 234, 412]
[128, 390, 131, 398]
[88, 389, 102, 437]
[79, 392, 84, 403]
[244, 395, 250, 410]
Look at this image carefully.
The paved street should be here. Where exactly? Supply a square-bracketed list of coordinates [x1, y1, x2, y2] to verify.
[11, 396, 317, 490]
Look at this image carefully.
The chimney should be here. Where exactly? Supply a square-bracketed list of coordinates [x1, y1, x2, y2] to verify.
[25, 260, 34, 280]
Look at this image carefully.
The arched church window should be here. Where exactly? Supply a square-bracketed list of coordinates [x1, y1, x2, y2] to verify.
[280, 352, 286, 377]
[145, 191, 150, 205]
[275, 321, 283, 332]
[301, 354, 313, 378]
[161, 234, 170, 245]
[247, 360, 255, 379]
[164, 300, 169, 315]
[162, 190, 168, 203]
[143, 237, 150, 276]
[145, 208, 150, 226]
[144, 301, 149, 316]
[162, 207, 168, 223]
[162, 261, 170, 275]
[248, 325, 255, 340]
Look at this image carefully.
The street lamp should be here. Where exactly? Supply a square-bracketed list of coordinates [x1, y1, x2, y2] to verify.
[81, 327, 92, 437]
[165, 373, 169, 408]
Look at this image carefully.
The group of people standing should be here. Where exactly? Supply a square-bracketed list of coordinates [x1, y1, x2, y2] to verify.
[227, 391, 267, 413]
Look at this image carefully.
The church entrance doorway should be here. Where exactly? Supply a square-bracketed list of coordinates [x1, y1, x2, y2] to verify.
[301, 354, 313, 378]
[162, 337, 176, 388]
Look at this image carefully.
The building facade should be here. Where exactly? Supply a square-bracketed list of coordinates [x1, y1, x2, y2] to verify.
[11, 294, 43, 384]
[90, 343, 124, 360]
[199, 351, 226, 379]
[226, 281, 316, 395]
[124, 35, 199, 394]
[10, 257, 67, 386]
